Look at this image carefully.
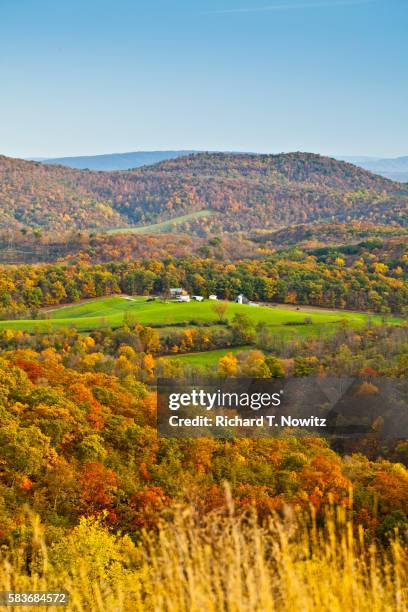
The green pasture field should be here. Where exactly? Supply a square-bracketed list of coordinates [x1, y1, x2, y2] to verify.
[106, 210, 214, 235]
[163, 345, 253, 366]
[0, 295, 400, 334]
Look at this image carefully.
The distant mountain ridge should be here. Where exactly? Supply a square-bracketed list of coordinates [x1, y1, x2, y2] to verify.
[37, 150, 408, 182]
[1, 151, 408, 234]
[38, 150, 196, 171]
[337, 155, 408, 182]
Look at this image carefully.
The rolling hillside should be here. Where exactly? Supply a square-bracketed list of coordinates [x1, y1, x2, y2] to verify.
[1, 152, 408, 234]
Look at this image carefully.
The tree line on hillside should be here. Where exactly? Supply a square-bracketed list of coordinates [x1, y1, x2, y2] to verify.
[1, 221, 406, 269]
[0, 229, 209, 264]
[252, 221, 408, 250]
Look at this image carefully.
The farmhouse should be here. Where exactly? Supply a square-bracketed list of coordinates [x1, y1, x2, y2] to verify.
[170, 288, 184, 297]
[236, 294, 250, 305]
[209, 294, 218, 300]
[169, 287, 192, 302]
[192, 295, 204, 302]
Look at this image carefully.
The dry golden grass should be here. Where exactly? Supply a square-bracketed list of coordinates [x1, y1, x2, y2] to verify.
[0, 502, 406, 612]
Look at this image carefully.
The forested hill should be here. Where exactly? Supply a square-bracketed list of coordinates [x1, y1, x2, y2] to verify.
[1, 152, 408, 234]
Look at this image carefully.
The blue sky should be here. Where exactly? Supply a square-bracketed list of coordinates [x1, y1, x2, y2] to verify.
[0, 0, 407, 158]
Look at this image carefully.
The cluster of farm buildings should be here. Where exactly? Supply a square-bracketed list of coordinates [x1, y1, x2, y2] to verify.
[169, 288, 259, 306]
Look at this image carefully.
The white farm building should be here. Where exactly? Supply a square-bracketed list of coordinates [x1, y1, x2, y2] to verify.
[170, 288, 184, 298]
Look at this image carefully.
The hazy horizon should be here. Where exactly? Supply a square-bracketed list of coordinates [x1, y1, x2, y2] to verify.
[21, 150, 407, 162]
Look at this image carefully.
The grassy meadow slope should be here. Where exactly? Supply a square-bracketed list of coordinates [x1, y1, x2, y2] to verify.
[0, 296, 400, 334]
[106, 209, 215, 234]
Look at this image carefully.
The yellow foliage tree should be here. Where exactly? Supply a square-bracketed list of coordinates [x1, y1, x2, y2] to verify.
[218, 352, 238, 377]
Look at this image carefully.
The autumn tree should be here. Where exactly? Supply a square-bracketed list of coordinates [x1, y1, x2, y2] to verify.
[218, 352, 238, 377]
[212, 301, 229, 322]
